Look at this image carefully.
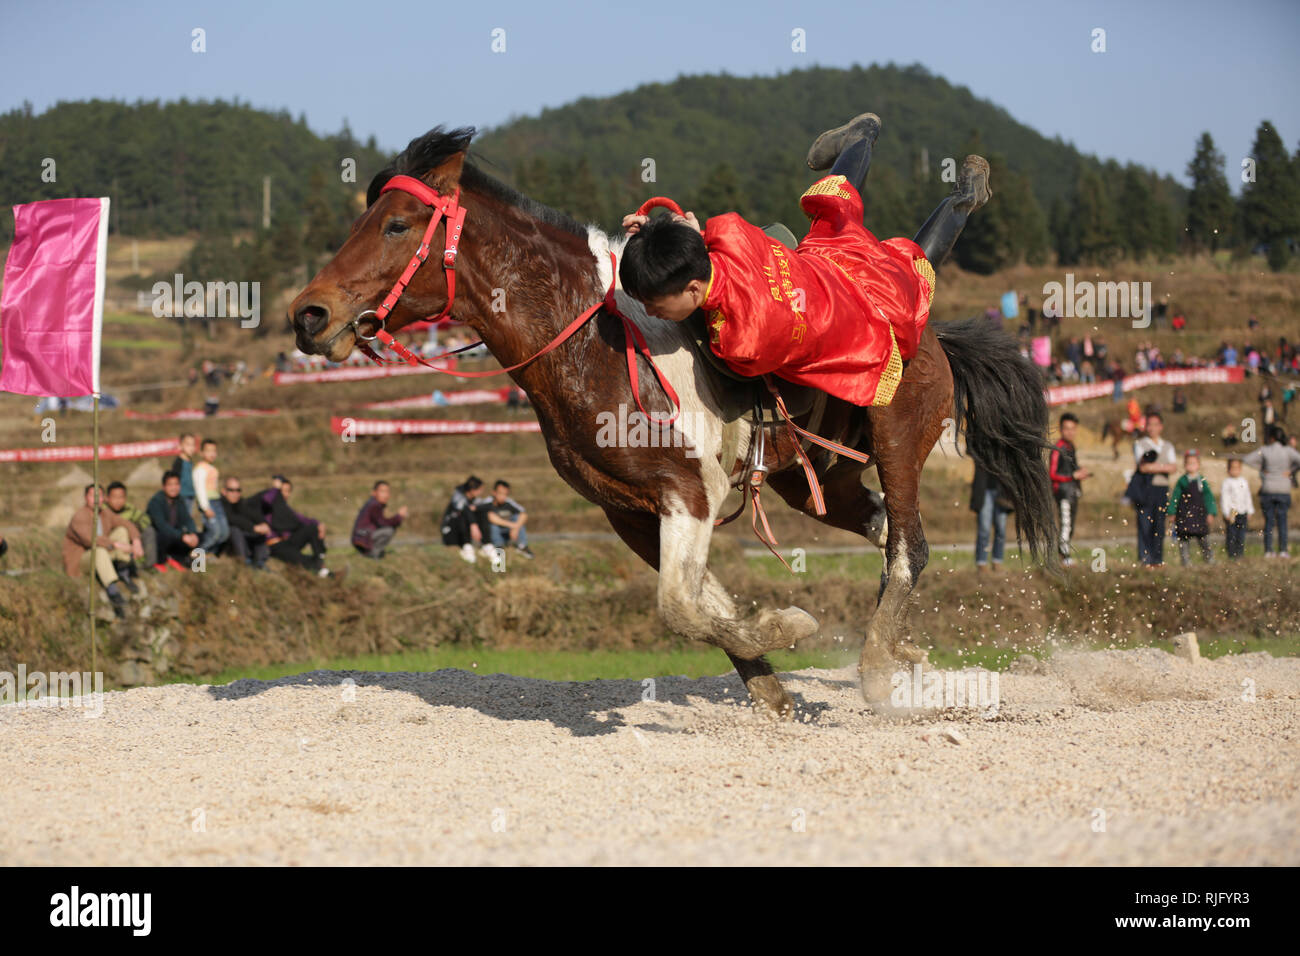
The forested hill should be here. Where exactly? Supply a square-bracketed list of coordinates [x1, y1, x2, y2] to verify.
[472, 64, 1186, 260]
[0, 99, 387, 240]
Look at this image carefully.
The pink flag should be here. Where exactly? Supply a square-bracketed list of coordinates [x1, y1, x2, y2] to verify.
[1031, 335, 1052, 368]
[0, 197, 109, 396]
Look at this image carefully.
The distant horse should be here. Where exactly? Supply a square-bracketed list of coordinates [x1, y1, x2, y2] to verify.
[289, 127, 1057, 716]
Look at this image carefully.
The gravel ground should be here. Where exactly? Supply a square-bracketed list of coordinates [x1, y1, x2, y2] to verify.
[2, 647, 1297, 866]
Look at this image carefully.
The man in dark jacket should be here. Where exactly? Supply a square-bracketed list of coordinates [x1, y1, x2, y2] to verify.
[261, 478, 330, 575]
[441, 475, 487, 563]
[351, 480, 407, 558]
[147, 471, 199, 570]
[221, 476, 271, 569]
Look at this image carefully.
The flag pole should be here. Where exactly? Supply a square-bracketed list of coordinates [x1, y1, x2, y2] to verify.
[90, 392, 99, 675]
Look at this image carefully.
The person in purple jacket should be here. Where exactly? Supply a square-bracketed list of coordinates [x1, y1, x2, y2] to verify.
[351, 481, 408, 559]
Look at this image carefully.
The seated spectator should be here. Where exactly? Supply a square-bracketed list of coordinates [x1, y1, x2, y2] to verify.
[104, 481, 155, 573]
[64, 484, 141, 617]
[351, 481, 407, 559]
[261, 477, 332, 576]
[441, 475, 487, 563]
[147, 471, 199, 571]
[476, 480, 534, 559]
[221, 477, 271, 569]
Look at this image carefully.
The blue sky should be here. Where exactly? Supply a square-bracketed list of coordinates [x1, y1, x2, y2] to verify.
[2, 0, 1297, 186]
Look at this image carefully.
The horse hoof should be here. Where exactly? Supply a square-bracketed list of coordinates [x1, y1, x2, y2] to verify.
[745, 673, 794, 719]
[757, 606, 819, 652]
[893, 639, 929, 665]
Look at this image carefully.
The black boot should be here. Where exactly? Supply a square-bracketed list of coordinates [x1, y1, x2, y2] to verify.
[105, 582, 129, 619]
[807, 112, 882, 174]
[912, 155, 993, 269]
[114, 561, 140, 594]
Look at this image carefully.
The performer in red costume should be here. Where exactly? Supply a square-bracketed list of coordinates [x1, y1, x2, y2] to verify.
[619, 112, 992, 407]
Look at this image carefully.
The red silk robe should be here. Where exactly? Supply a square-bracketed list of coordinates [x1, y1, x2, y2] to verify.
[701, 175, 934, 407]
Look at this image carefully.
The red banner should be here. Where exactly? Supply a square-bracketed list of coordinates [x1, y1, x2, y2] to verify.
[362, 387, 513, 410]
[0, 438, 178, 463]
[1045, 366, 1244, 406]
[273, 357, 458, 385]
[330, 417, 540, 436]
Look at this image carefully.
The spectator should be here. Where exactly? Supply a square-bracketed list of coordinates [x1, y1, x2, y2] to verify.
[1242, 425, 1300, 558]
[476, 480, 534, 559]
[64, 484, 140, 617]
[1133, 412, 1178, 568]
[1172, 388, 1188, 413]
[104, 481, 153, 574]
[1262, 399, 1277, 427]
[1167, 450, 1217, 566]
[1282, 382, 1296, 422]
[441, 475, 487, 563]
[1049, 413, 1090, 567]
[221, 477, 271, 569]
[351, 480, 408, 559]
[148, 471, 199, 570]
[969, 463, 1010, 572]
[111, 488, 157, 568]
[1220, 457, 1254, 560]
[263, 478, 332, 575]
[170, 433, 198, 519]
[192, 438, 229, 555]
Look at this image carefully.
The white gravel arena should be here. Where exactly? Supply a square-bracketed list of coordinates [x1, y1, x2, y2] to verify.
[2, 647, 1296, 866]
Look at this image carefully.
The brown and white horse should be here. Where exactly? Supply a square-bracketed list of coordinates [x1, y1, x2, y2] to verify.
[289, 127, 1058, 716]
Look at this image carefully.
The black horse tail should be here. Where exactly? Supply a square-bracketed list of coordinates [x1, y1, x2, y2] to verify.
[935, 317, 1061, 572]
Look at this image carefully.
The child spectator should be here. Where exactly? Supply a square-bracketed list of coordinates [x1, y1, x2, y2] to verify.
[170, 433, 198, 519]
[1167, 450, 1217, 566]
[351, 480, 408, 559]
[440, 476, 487, 563]
[1220, 457, 1254, 559]
[192, 438, 229, 554]
[1049, 413, 1090, 567]
[147, 471, 199, 570]
[104, 481, 151, 578]
[1242, 425, 1300, 558]
[476, 480, 534, 559]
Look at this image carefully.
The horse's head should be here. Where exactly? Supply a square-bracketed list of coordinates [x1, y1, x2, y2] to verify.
[289, 127, 474, 361]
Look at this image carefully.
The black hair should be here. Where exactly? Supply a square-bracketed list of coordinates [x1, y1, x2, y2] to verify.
[494, 480, 510, 490]
[162, 470, 180, 485]
[200, 438, 216, 450]
[1058, 412, 1079, 428]
[619, 217, 711, 302]
[373, 480, 389, 490]
[106, 481, 126, 494]
[1146, 411, 1163, 424]
[1267, 424, 1286, 444]
[465, 475, 483, 489]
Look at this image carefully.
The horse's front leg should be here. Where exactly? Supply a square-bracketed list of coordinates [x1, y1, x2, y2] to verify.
[655, 491, 815, 716]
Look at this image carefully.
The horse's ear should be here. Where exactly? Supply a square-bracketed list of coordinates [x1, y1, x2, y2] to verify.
[425, 152, 467, 193]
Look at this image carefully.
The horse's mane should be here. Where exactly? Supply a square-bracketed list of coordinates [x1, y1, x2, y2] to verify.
[366, 125, 591, 240]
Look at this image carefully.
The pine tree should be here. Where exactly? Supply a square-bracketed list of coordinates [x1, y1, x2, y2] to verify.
[1185, 132, 1234, 254]
[1239, 121, 1299, 271]
[689, 163, 750, 221]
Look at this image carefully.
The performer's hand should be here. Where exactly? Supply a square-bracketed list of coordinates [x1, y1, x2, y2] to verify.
[622, 213, 649, 235]
[673, 211, 702, 233]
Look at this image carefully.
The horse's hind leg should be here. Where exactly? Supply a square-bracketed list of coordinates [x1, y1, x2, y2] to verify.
[603, 506, 795, 717]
